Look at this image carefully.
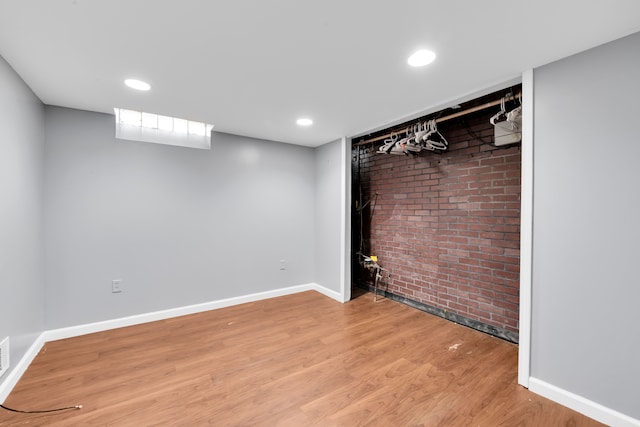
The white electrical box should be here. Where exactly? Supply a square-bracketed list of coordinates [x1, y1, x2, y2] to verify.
[494, 124, 521, 146]
[493, 105, 522, 146]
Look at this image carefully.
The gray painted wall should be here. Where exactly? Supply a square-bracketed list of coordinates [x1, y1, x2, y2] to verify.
[44, 107, 316, 328]
[532, 31, 640, 419]
[314, 139, 342, 293]
[0, 56, 46, 379]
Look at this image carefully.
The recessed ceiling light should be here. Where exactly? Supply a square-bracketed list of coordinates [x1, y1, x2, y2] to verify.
[296, 118, 313, 126]
[408, 49, 436, 67]
[124, 79, 151, 91]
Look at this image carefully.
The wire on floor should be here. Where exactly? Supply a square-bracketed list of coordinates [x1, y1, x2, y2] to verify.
[0, 403, 82, 414]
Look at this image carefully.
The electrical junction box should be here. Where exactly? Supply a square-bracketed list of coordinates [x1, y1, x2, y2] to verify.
[493, 106, 522, 146]
[494, 124, 521, 146]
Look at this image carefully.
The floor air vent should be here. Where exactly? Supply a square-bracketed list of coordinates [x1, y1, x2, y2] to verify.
[0, 337, 9, 378]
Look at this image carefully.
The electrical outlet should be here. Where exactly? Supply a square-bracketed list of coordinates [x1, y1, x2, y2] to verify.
[279, 259, 287, 270]
[112, 279, 123, 293]
[0, 336, 9, 378]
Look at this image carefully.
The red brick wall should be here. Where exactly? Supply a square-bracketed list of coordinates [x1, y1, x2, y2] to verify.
[353, 111, 521, 334]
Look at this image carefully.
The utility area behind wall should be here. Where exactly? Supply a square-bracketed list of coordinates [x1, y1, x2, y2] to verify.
[352, 86, 522, 343]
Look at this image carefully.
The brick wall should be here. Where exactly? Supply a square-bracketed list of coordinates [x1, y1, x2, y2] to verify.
[353, 110, 521, 337]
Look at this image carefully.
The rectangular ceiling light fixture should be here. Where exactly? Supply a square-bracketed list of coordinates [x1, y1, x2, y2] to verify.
[114, 108, 214, 150]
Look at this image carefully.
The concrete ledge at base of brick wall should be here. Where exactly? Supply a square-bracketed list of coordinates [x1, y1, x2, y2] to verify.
[354, 282, 519, 344]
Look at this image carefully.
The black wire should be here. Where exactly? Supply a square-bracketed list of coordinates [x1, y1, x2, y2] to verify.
[369, 192, 378, 222]
[1, 403, 82, 414]
[356, 146, 366, 256]
[459, 118, 492, 144]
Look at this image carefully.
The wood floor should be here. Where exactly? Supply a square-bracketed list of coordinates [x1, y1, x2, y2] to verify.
[2, 290, 602, 426]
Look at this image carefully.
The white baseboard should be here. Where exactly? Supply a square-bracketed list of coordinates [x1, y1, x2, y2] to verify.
[529, 377, 640, 427]
[1, 283, 340, 403]
[311, 283, 343, 302]
[0, 333, 46, 403]
[44, 283, 339, 342]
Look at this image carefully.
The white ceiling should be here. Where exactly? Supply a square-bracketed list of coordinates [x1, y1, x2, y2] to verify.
[1, 1, 639, 147]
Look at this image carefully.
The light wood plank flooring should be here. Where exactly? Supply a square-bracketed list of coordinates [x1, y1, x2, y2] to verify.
[1, 290, 602, 426]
